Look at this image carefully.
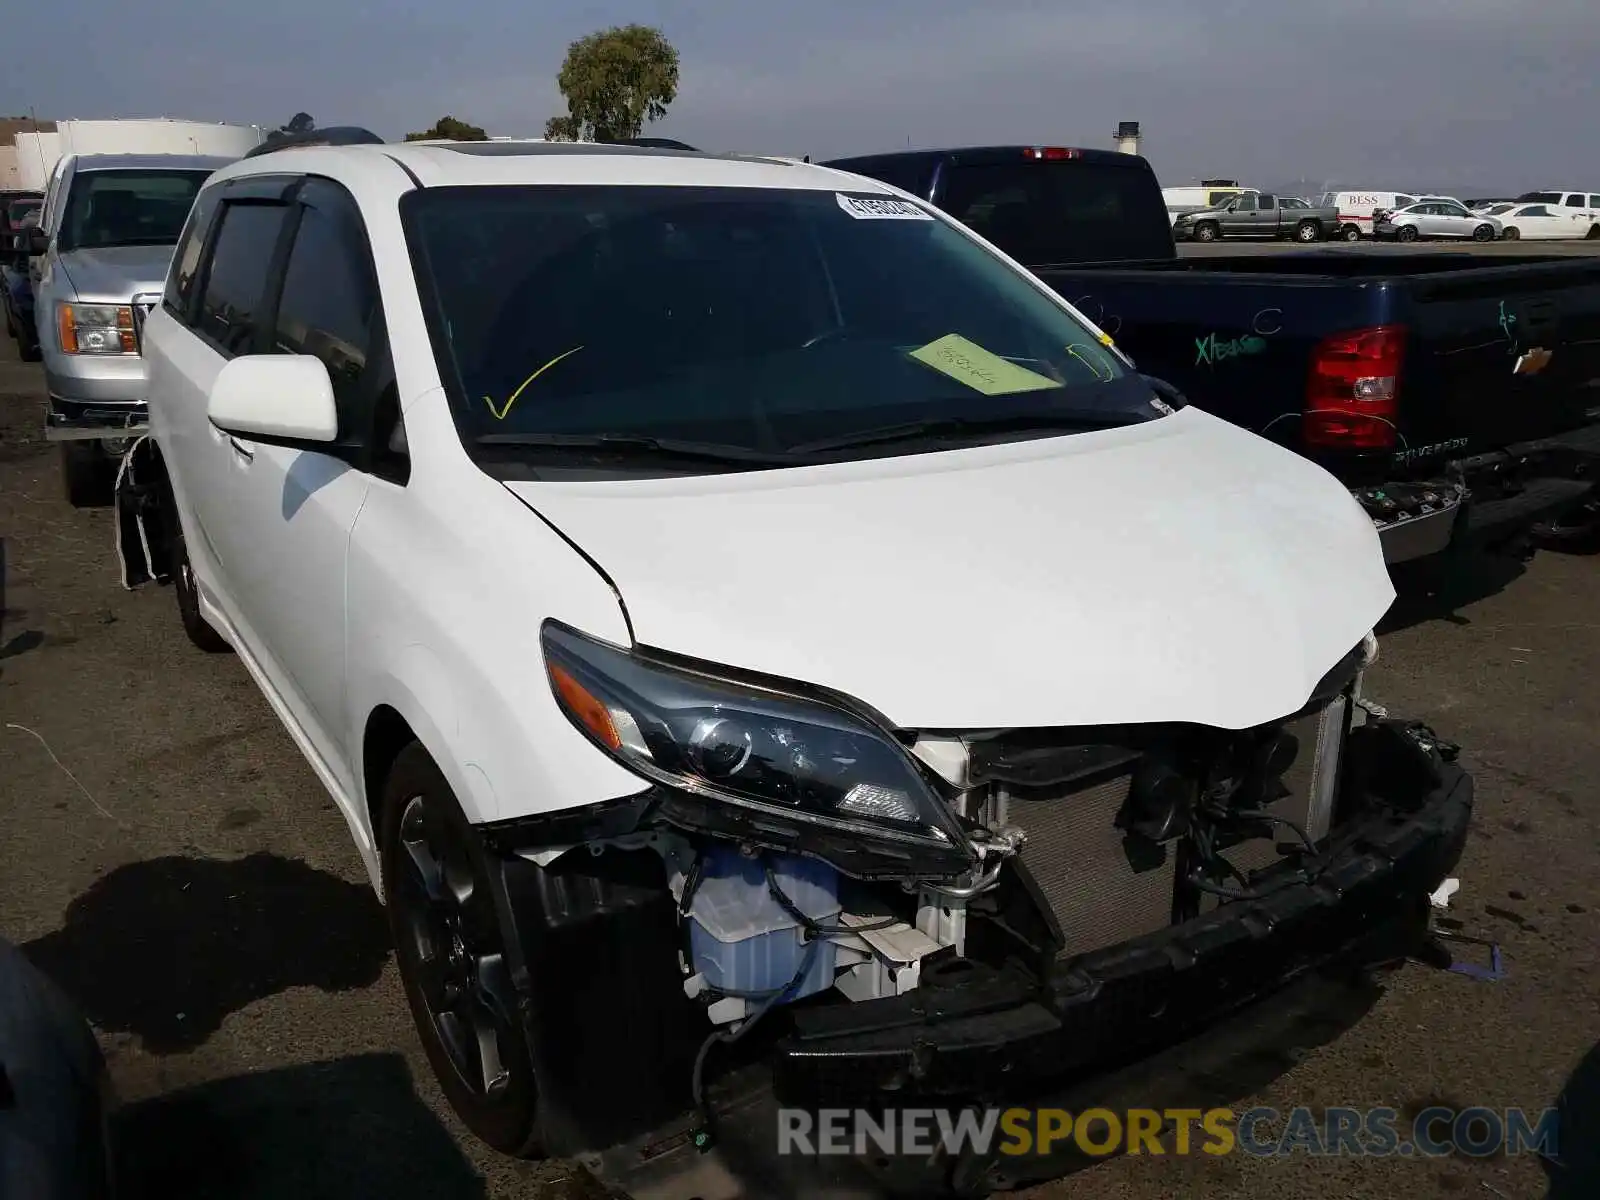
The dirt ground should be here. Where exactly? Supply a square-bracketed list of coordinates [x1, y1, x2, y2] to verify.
[1, 312, 1596, 1199]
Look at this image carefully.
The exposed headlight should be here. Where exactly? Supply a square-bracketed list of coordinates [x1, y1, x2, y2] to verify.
[541, 621, 972, 862]
[57, 302, 135, 355]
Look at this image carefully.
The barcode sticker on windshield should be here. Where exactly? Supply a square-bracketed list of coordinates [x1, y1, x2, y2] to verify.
[836, 193, 934, 221]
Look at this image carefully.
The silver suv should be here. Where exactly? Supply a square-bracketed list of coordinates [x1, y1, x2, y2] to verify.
[26, 152, 234, 504]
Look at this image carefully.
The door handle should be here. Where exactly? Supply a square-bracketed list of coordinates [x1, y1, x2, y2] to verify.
[227, 436, 254, 462]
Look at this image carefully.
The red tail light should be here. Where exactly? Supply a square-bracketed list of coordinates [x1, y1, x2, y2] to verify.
[1305, 325, 1406, 450]
[1023, 146, 1081, 160]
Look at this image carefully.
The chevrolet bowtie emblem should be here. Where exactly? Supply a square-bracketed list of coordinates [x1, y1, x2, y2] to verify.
[1513, 347, 1554, 376]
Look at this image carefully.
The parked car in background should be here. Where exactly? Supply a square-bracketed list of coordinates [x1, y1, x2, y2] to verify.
[0, 191, 42, 236]
[829, 143, 1600, 570]
[1513, 190, 1600, 228]
[1171, 191, 1342, 242]
[1466, 196, 1515, 209]
[1161, 183, 1256, 227]
[1318, 190, 1416, 239]
[3, 208, 42, 360]
[26, 152, 234, 505]
[1504, 194, 1600, 240]
[1473, 202, 1519, 219]
[1375, 200, 1501, 242]
[1497, 203, 1594, 241]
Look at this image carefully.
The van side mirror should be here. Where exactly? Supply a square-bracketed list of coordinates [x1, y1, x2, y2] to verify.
[25, 226, 48, 256]
[207, 355, 339, 446]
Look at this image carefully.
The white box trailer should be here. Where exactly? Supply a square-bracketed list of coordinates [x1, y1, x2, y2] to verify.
[14, 133, 62, 191]
[14, 119, 263, 190]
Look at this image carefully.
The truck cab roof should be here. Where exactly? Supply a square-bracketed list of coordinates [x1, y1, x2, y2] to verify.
[57, 152, 238, 174]
[820, 143, 1174, 265]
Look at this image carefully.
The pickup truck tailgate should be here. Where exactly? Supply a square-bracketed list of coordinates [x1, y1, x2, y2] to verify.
[1401, 262, 1600, 453]
[1033, 253, 1600, 471]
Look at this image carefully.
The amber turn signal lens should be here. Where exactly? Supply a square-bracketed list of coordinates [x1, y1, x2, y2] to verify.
[548, 663, 622, 751]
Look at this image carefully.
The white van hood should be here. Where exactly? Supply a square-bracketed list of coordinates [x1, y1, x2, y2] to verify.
[504, 407, 1394, 732]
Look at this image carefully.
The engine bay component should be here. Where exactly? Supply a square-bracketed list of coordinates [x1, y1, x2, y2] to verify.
[673, 845, 841, 1024]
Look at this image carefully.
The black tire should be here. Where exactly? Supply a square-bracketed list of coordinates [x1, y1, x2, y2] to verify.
[0, 937, 116, 1200]
[1502, 226, 1520, 241]
[1192, 221, 1219, 243]
[1586, 223, 1600, 240]
[1295, 220, 1320, 243]
[1341, 225, 1361, 241]
[1396, 225, 1419, 243]
[164, 498, 232, 653]
[60, 443, 111, 509]
[381, 743, 543, 1157]
[1472, 224, 1495, 242]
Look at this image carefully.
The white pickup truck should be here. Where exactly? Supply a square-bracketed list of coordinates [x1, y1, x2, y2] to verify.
[26, 151, 234, 504]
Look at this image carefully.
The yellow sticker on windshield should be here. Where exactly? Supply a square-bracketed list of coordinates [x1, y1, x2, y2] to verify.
[907, 334, 1062, 396]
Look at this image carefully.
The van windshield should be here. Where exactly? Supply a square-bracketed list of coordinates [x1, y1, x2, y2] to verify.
[58, 169, 211, 252]
[403, 184, 1164, 473]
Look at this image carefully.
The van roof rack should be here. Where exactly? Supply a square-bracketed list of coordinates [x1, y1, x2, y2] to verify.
[246, 126, 386, 158]
[598, 136, 698, 151]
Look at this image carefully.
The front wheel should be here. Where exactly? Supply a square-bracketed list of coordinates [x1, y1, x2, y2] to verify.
[1192, 221, 1219, 243]
[1502, 226, 1520, 241]
[1341, 225, 1361, 242]
[1472, 224, 1495, 242]
[1295, 220, 1320, 243]
[381, 744, 544, 1157]
[1396, 225, 1419, 243]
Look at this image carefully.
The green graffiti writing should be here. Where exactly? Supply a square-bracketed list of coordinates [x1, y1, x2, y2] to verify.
[1195, 332, 1269, 366]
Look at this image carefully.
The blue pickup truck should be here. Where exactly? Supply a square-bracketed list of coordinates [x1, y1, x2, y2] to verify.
[1, 192, 42, 360]
[825, 146, 1600, 565]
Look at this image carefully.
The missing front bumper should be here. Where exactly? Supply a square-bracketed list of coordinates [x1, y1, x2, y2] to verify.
[775, 748, 1469, 1099]
[580, 724, 1472, 1198]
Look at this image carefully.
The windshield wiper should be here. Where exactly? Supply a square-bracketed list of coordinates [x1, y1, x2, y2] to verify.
[788, 411, 1141, 454]
[474, 431, 804, 466]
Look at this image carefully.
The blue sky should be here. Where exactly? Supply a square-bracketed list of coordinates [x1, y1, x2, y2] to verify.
[6, 0, 1593, 193]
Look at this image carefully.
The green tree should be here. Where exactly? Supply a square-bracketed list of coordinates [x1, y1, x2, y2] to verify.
[543, 24, 679, 142]
[405, 115, 489, 142]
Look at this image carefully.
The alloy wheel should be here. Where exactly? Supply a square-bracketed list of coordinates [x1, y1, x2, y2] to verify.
[394, 794, 521, 1100]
